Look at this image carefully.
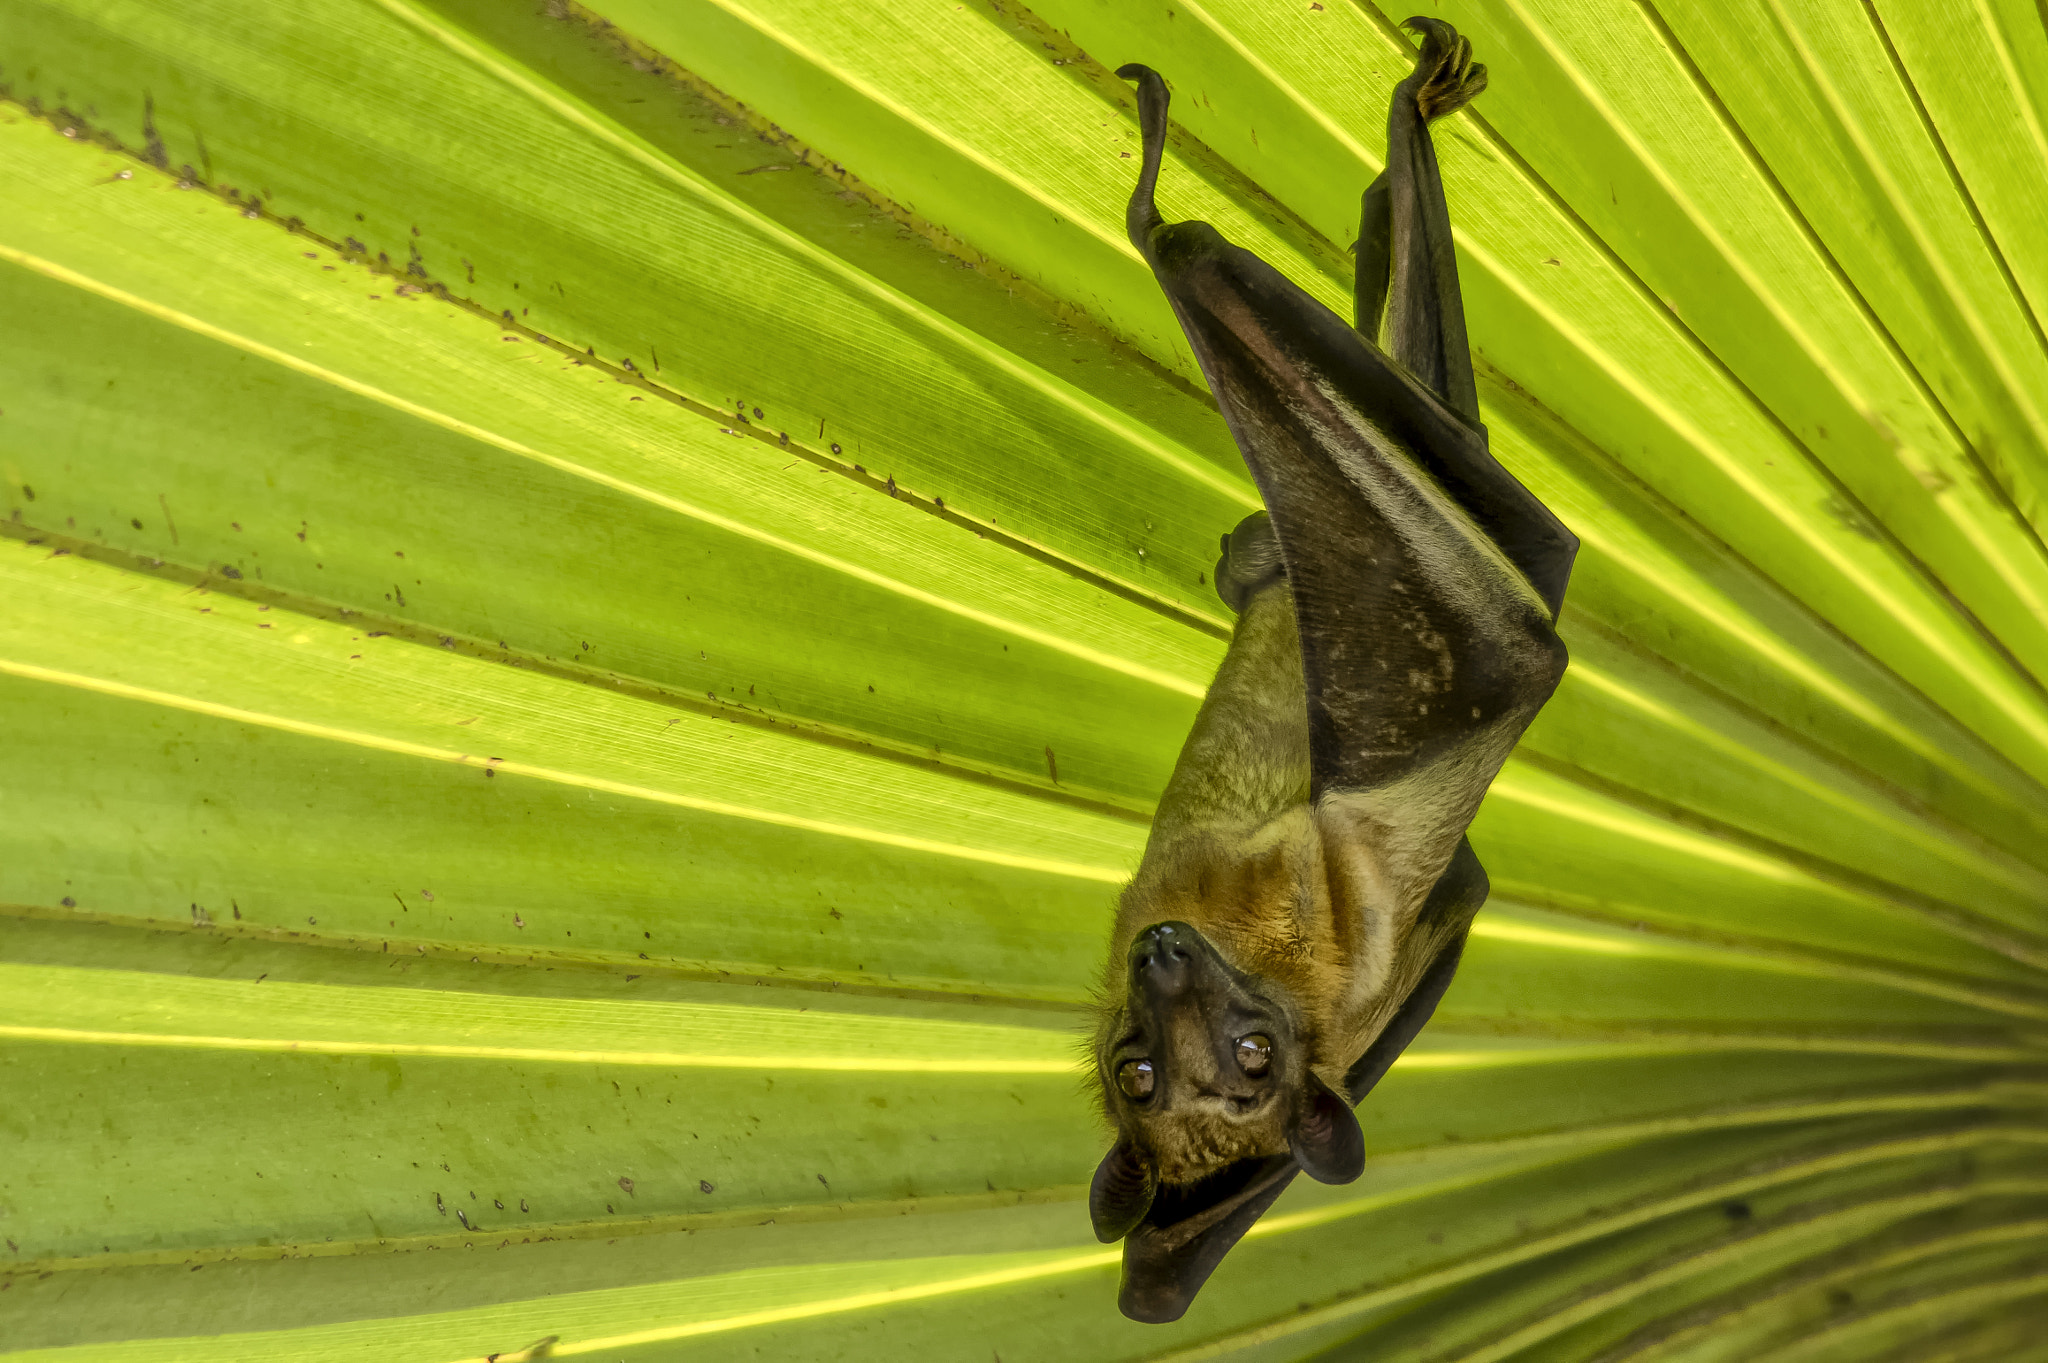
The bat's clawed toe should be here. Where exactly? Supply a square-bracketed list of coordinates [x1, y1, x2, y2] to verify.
[1401, 16, 1488, 121]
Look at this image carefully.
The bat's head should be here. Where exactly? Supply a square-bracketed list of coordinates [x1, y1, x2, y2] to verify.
[1084, 837, 1485, 1321]
[1088, 919, 1364, 1241]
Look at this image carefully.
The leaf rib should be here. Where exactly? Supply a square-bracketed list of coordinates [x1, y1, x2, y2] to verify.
[0, 242, 1208, 698]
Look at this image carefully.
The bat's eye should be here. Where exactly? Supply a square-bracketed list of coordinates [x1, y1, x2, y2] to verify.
[1117, 1059, 1156, 1100]
[1236, 1034, 1272, 1075]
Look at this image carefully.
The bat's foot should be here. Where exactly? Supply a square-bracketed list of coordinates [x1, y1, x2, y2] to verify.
[1401, 16, 1487, 122]
[1214, 511, 1286, 615]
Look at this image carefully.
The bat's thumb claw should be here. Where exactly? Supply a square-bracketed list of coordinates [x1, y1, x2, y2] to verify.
[1215, 510, 1286, 615]
[1119, 64, 1172, 252]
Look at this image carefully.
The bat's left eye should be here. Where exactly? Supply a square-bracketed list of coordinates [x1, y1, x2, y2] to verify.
[1117, 1059, 1156, 1100]
[1235, 1034, 1272, 1075]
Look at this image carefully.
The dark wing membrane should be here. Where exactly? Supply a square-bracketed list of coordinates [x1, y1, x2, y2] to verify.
[1132, 212, 1567, 798]
[1122, 67, 1566, 805]
[1124, 66, 1575, 630]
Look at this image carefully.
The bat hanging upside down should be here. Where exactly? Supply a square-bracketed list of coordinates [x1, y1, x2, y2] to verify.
[1091, 18, 1579, 1323]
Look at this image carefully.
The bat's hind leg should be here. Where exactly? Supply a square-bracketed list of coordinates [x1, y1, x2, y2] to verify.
[1357, 18, 1579, 616]
[1355, 21, 1482, 347]
[1354, 174, 1391, 343]
[1371, 16, 1487, 424]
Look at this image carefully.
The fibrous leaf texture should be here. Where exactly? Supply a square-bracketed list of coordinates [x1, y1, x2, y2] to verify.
[2, 0, 2046, 1359]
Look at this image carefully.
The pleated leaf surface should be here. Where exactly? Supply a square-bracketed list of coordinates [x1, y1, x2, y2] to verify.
[2, 0, 2045, 1359]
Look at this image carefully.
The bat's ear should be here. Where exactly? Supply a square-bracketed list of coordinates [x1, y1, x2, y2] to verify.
[1288, 1073, 1365, 1184]
[1090, 1135, 1158, 1243]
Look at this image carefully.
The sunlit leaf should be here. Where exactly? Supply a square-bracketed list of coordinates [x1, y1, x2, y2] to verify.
[3, 0, 2045, 1358]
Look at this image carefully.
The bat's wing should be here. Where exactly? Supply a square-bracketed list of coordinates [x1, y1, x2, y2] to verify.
[1119, 18, 1571, 881]
[1107, 18, 1575, 1322]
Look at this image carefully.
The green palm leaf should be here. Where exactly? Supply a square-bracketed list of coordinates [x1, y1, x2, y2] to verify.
[3, 0, 2045, 1358]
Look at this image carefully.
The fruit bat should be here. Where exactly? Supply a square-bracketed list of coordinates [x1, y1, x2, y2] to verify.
[1091, 18, 1578, 1324]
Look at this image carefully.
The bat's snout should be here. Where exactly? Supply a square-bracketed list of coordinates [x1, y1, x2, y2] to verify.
[1129, 920, 1206, 1000]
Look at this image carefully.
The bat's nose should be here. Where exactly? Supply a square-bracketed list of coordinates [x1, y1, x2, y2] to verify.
[1129, 921, 1196, 995]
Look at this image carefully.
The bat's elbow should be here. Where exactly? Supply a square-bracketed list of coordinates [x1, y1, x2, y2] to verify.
[1150, 220, 1229, 276]
[1498, 618, 1570, 708]
[1533, 630, 1571, 697]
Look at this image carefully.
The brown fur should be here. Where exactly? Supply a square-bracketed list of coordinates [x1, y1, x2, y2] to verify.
[1092, 558, 1549, 1185]
[1094, 580, 1373, 1182]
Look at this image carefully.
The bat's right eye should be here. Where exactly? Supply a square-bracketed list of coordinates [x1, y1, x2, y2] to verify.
[1117, 1059, 1156, 1101]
